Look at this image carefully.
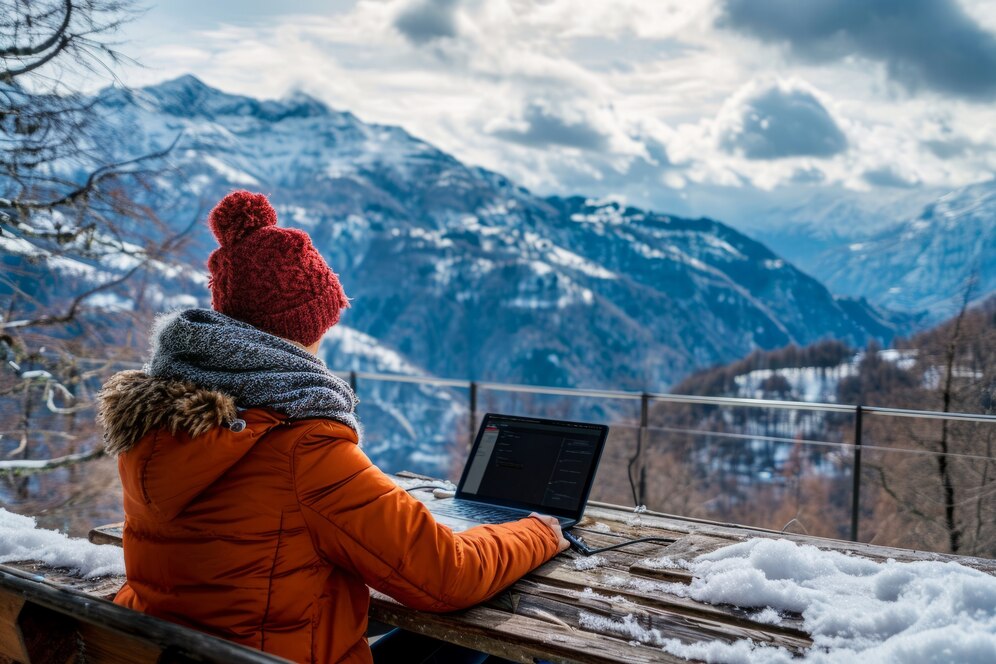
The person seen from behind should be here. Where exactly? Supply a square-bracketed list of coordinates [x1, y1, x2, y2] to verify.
[97, 191, 569, 664]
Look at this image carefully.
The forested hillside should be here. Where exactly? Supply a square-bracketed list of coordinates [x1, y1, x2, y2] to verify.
[617, 298, 996, 556]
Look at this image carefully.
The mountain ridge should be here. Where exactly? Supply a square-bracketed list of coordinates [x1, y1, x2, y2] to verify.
[807, 180, 996, 321]
[1, 75, 911, 474]
[85, 75, 908, 389]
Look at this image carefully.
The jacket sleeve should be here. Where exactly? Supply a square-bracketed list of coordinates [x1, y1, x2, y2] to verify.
[292, 430, 561, 612]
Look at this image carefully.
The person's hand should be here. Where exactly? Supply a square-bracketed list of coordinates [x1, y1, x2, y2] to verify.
[529, 512, 569, 553]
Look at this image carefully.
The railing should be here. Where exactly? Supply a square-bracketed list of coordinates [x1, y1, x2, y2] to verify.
[336, 369, 996, 545]
[36, 359, 995, 549]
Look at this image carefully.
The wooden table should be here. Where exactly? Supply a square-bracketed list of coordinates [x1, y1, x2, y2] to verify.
[75, 471, 996, 663]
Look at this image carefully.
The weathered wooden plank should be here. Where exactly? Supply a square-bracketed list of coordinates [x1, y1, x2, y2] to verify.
[526, 559, 810, 643]
[627, 566, 695, 585]
[373, 570, 805, 664]
[624, 534, 737, 586]
[648, 534, 734, 560]
[74, 621, 167, 663]
[0, 588, 26, 663]
[19, 601, 76, 663]
[369, 591, 685, 664]
[583, 502, 996, 572]
[506, 580, 812, 651]
[566, 532, 680, 560]
[0, 566, 289, 664]
[0, 586, 77, 664]
[2, 561, 123, 601]
[88, 523, 124, 548]
[574, 516, 692, 545]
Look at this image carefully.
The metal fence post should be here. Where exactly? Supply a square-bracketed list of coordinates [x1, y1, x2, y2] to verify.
[349, 371, 357, 393]
[468, 381, 478, 450]
[850, 404, 863, 542]
[630, 392, 649, 506]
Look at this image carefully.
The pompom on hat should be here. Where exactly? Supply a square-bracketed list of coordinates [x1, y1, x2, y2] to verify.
[206, 191, 348, 346]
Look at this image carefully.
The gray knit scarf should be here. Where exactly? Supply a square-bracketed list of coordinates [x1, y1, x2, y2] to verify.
[147, 308, 361, 440]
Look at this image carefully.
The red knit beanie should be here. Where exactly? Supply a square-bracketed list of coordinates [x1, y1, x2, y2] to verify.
[206, 191, 348, 346]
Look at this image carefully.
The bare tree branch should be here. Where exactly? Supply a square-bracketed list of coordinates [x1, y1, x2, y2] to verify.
[0, 133, 181, 218]
[0, 446, 104, 476]
[0, 261, 145, 330]
[1, 36, 70, 80]
[0, 0, 71, 60]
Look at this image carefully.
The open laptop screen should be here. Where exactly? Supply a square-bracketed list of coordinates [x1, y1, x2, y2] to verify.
[456, 413, 608, 520]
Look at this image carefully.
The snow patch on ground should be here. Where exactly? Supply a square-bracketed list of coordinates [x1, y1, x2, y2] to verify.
[279, 204, 318, 228]
[733, 350, 918, 403]
[571, 203, 627, 225]
[572, 555, 608, 571]
[545, 244, 617, 280]
[748, 607, 783, 626]
[642, 537, 996, 663]
[0, 509, 124, 579]
[579, 612, 670, 646]
[734, 365, 853, 403]
[201, 155, 259, 186]
[322, 325, 422, 376]
[625, 504, 648, 526]
[578, 587, 628, 603]
[639, 555, 693, 571]
[602, 573, 672, 594]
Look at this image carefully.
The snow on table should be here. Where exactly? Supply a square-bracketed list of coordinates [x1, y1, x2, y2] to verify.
[0, 508, 124, 579]
[589, 537, 996, 663]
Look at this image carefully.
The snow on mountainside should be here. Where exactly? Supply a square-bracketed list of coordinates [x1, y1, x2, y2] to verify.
[2, 75, 910, 474]
[749, 189, 939, 269]
[731, 348, 916, 403]
[90, 76, 897, 383]
[322, 325, 464, 474]
[809, 180, 996, 322]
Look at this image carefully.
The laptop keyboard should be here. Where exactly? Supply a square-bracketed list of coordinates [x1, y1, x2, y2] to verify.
[430, 500, 526, 524]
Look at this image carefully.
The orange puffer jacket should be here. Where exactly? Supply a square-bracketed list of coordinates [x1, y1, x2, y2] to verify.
[98, 371, 560, 664]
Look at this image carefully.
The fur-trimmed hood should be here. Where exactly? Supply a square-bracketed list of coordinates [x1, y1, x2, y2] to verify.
[97, 370, 298, 521]
[97, 370, 239, 456]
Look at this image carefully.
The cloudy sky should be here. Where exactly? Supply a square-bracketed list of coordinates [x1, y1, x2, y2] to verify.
[120, 0, 996, 234]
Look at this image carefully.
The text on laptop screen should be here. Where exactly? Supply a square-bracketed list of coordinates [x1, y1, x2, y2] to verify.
[460, 416, 602, 513]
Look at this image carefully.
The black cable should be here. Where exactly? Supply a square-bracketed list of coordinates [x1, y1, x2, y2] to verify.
[564, 530, 676, 556]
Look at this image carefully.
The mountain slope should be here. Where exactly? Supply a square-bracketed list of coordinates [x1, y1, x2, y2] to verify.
[1, 75, 915, 475]
[809, 180, 996, 321]
[76, 75, 900, 392]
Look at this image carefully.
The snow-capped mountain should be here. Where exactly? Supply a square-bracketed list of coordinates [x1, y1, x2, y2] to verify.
[96, 76, 898, 379]
[748, 188, 940, 269]
[2, 76, 909, 474]
[807, 180, 996, 321]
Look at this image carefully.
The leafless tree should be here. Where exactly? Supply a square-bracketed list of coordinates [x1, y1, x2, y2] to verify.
[0, 1, 188, 517]
[850, 277, 996, 556]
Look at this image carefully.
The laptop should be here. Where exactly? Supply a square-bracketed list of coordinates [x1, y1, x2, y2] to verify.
[427, 413, 609, 532]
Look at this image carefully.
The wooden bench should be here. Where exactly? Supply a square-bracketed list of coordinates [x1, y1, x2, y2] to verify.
[0, 565, 289, 664]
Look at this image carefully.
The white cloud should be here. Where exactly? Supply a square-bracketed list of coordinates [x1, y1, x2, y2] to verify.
[717, 0, 996, 100]
[715, 79, 847, 159]
[116, 0, 996, 232]
[394, 0, 461, 44]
